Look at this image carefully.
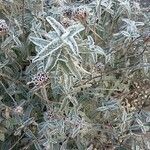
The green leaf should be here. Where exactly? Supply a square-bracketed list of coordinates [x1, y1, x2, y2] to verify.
[0, 133, 5, 141]
[0, 60, 9, 69]
[58, 60, 71, 75]
[1, 36, 13, 48]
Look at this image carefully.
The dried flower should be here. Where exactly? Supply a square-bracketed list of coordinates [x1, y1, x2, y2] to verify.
[0, 19, 9, 36]
[60, 17, 73, 28]
[28, 71, 49, 88]
[94, 62, 105, 71]
[14, 106, 23, 114]
[62, 7, 73, 19]
[72, 7, 88, 22]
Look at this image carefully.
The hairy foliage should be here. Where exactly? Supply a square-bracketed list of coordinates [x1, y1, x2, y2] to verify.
[0, 0, 150, 149]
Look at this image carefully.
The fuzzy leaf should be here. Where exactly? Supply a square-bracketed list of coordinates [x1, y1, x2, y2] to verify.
[29, 36, 50, 48]
[67, 95, 78, 106]
[33, 38, 63, 62]
[66, 57, 82, 80]
[64, 37, 79, 55]
[0, 133, 5, 141]
[0, 60, 9, 69]
[46, 31, 59, 39]
[44, 49, 61, 71]
[1, 36, 13, 48]
[94, 45, 106, 56]
[62, 23, 85, 39]
[46, 16, 65, 36]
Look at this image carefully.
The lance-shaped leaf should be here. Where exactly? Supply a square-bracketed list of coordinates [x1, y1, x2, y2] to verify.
[1, 36, 13, 48]
[35, 46, 41, 53]
[46, 16, 65, 36]
[87, 36, 94, 46]
[13, 36, 22, 47]
[44, 49, 62, 71]
[66, 57, 82, 80]
[0, 60, 9, 69]
[61, 23, 85, 39]
[46, 31, 59, 39]
[76, 64, 91, 75]
[67, 95, 78, 106]
[94, 45, 106, 56]
[58, 60, 71, 75]
[33, 38, 63, 62]
[29, 36, 50, 48]
[64, 36, 79, 55]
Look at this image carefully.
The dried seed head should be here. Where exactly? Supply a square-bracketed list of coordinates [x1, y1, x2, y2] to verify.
[72, 7, 88, 22]
[95, 62, 105, 71]
[62, 7, 73, 19]
[14, 106, 23, 114]
[32, 72, 49, 87]
[0, 19, 9, 36]
[60, 17, 73, 28]
[27, 72, 49, 88]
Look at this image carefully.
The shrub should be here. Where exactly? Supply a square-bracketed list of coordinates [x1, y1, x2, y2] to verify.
[0, 0, 150, 149]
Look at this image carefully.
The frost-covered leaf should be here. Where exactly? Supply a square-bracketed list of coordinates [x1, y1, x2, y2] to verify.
[44, 49, 61, 71]
[46, 16, 65, 36]
[72, 126, 80, 138]
[1, 36, 13, 48]
[135, 22, 144, 26]
[58, 60, 71, 75]
[118, 0, 131, 16]
[66, 57, 81, 80]
[29, 36, 50, 48]
[122, 109, 127, 123]
[46, 31, 59, 39]
[0, 60, 9, 69]
[76, 64, 91, 75]
[64, 37, 79, 55]
[35, 46, 41, 53]
[121, 31, 131, 37]
[94, 45, 106, 56]
[33, 38, 63, 62]
[87, 36, 94, 47]
[64, 74, 73, 91]
[25, 62, 37, 74]
[62, 23, 85, 39]
[13, 36, 22, 46]
[0, 133, 5, 141]
[58, 55, 68, 63]
[67, 95, 78, 106]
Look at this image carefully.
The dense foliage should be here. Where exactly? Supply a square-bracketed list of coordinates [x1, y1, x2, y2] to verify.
[0, 0, 150, 149]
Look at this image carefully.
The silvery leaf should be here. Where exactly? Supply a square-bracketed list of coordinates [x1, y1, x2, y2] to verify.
[46, 16, 65, 36]
[62, 23, 85, 39]
[44, 49, 61, 71]
[64, 37, 79, 55]
[29, 36, 50, 48]
[33, 38, 63, 62]
[95, 45, 106, 56]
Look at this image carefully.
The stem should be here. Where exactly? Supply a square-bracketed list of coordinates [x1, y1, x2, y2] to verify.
[41, 86, 49, 102]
